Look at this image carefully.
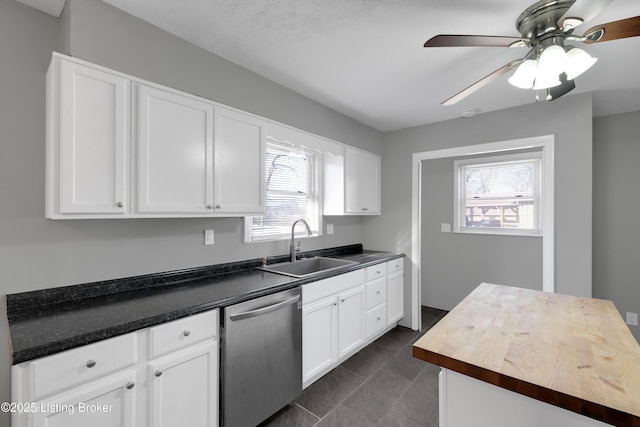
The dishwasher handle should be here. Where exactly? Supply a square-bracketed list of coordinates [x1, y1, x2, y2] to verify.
[229, 294, 300, 321]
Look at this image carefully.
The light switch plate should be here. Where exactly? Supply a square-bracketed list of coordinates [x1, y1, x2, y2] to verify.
[204, 229, 214, 245]
[441, 223, 451, 233]
[327, 223, 334, 235]
[626, 312, 638, 326]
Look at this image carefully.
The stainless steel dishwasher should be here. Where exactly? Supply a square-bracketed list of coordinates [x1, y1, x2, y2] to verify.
[221, 287, 302, 427]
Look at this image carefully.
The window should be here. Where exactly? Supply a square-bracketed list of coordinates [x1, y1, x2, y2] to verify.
[454, 152, 542, 235]
[245, 143, 320, 242]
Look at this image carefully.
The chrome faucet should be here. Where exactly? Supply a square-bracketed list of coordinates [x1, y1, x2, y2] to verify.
[290, 219, 312, 262]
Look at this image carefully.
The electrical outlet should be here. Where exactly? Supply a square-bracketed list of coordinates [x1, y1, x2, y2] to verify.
[326, 223, 334, 235]
[204, 229, 214, 245]
[626, 312, 638, 326]
[441, 223, 451, 233]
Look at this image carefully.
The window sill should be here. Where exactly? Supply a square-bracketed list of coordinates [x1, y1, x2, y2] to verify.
[452, 228, 542, 238]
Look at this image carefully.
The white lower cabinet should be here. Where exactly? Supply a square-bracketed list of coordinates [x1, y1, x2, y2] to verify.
[302, 270, 365, 387]
[12, 310, 219, 427]
[387, 258, 404, 326]
[365, 264, 387, 339]
[148, 340, 217, 427]
[31, 370, 136, 427]
[337, 285, 366, 359]
[302, 258, 405, 389]
[302, 295, 338, 385]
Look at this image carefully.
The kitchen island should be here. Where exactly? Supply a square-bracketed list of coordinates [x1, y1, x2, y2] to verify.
[413, 283, 640, 427]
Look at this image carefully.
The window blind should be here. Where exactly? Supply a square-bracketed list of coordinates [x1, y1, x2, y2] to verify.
[249, 145, 318, 241]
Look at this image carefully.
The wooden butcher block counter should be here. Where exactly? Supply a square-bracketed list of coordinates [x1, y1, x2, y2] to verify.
[413, 283, 640, 427]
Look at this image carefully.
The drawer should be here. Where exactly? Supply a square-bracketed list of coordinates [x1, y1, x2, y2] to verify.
[31, 332, 137, 400]
[303, 269, 365, 304]
[148, 309, 218, 359]
[365, 263, 387, 281]
[387, 258, 404, 275]
[366, 277, 386, 310]
[366, 304, 387, 339]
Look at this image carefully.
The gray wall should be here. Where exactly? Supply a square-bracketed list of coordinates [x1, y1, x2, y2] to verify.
[0, 1, 383, 423]
[593, 110, 640, 343]
[421, 156, 542, 310]
[364, 93, 593, 326]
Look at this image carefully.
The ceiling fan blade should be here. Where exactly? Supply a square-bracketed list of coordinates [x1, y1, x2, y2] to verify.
[558, 0, 612, 29]
[441, 60, 522, 106]
[582, 16, 640, 43]
[424, 35, 529, 48]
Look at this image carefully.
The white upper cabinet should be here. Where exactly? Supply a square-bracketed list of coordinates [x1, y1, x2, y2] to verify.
[345, 148, 381, 214]
[46, 56, 130, 219]
[46, 53, 380, 220]
[134, 84, 214, 215]
[213, 107, 265, 215]
[324, 147, 381, 215]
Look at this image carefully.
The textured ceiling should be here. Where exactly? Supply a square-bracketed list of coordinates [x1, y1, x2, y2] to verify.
[98, 0, 640, 131]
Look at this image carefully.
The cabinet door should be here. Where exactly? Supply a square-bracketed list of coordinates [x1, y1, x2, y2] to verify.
[345, 148, 381, 214]
[302, 296, 337, 386]
[135, 84, 214, 214]
[148, 340, 218, 427]
[55, 59, 129, 216]
[337, 285, 366, 359]
[213, 107, 265, 214]
[387, 271, 404, 325]
[31, 371, 136, 427]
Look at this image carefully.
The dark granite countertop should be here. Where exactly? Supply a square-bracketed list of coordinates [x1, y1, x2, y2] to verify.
[6, 244, 404, 364]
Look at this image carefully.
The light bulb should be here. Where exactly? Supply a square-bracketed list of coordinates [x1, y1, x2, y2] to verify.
[565, 47, 597, 79]
[535, 45, 567, 89]
[508, 60, 537, 89]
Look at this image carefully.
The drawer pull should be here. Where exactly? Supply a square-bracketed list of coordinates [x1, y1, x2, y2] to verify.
[376, 291, 381, 295]
[155, 370, 163, 377]
[183, 330, 191, 337]
[86, 360, 96, 368]
[126, 382, 135, 390]
[377, 317, 381, 321]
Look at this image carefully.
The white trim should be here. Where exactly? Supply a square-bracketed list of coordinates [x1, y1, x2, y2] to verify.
[411, 136, 555, 330]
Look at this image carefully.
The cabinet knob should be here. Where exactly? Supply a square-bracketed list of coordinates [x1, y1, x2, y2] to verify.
[215, 204, 222, 210]
[155, 370, 163, 377]
[340, 298, 346, 303]
[377, 317, 381, 321]
[333, 302, 337, 306]
[86, 360, 96, 368]
[206, 204, 213, 210]
[183, 330, 191, 337]
[362, 207, 368, 211]
[126, 382, 135, 390]
[376, 291, 381, 295]
[116, 201, 123, 208]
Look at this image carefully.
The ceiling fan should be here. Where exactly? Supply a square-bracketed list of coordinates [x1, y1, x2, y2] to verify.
[424, 0, 640, 105]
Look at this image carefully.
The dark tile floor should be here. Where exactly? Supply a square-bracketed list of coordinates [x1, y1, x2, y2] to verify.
[260, 306, 447, 427]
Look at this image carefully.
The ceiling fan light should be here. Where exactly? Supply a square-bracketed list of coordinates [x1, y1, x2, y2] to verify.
[535, 44, 567, 89]
[538, 45, 567, 75]
[565, 47, 597, 80]
[508, 59, 537, 89]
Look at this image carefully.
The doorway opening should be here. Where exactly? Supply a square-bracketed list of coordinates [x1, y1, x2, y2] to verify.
[409, 136, 555, 329]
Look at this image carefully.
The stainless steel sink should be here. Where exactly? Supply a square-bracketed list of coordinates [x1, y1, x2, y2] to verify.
[258, 257, 358, 278]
